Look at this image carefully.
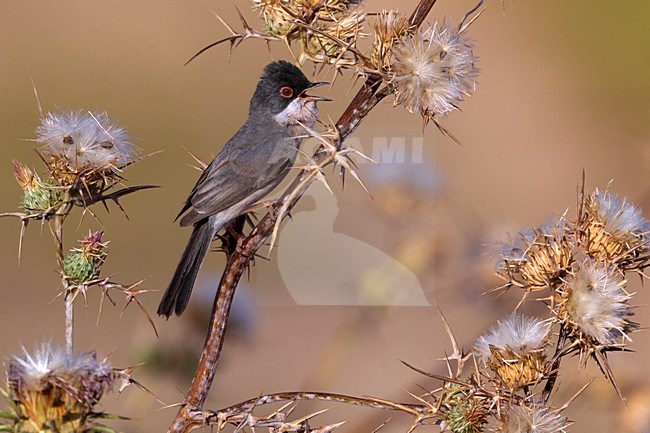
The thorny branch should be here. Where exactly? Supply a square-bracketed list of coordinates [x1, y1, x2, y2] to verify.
[168, 1, 440, 432]
[184, 392, 428, 432]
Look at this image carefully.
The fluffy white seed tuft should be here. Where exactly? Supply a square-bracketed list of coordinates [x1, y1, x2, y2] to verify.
[592, 189, 649, 242]
[9, 342, 113, 392]
[36, 110, 138, 171]
[390, 20, 478, 119]
[501, 404, 568, 433]
[565, 259, 633, 345]
[475, 314, 551, 362]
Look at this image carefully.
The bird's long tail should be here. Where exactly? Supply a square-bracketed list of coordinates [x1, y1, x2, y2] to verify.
[158, 217, 218, 318]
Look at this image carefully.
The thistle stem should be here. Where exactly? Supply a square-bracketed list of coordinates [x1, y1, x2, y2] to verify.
[542, 323, 567, 403]
[64, 290, 74, 355]
[51, 202, 74, 355]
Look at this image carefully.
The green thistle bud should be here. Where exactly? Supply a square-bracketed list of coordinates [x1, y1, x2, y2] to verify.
[22, 179, 61, 213]
[63, 231, 107, 284]
[63, 251, 101, 284]
[13, 160, 61, 213]
[441, 383, 488, 433]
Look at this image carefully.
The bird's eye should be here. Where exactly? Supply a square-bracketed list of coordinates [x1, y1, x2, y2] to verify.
[280, 86, 294, 99]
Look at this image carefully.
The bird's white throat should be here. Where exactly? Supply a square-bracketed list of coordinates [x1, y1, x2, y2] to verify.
[273, 98, 319, 128]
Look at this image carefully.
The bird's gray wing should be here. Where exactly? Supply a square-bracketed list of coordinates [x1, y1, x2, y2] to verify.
[178, 124, 294, 226]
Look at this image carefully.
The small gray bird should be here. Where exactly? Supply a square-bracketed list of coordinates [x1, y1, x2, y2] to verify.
[158, 61, 329, 318]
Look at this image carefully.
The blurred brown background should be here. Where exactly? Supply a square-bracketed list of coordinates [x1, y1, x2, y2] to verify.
[1, 1, 649, 432]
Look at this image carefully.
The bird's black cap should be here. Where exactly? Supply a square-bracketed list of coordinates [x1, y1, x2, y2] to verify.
[250, 61, 315, 115]
[262, 61, 311, 92]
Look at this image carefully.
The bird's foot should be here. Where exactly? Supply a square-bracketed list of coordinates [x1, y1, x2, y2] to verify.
[234, 237, 257, 262]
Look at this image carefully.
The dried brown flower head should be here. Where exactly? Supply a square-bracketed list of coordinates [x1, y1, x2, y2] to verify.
[579, 188, 649, 268]
[253, 0, 364, 67]
[494, 219, 573, 295]
[475, 314, 551, 389]
[369, 10, 412, 72]
[299, 10, 365, 65]
[7, 343, 115, 433]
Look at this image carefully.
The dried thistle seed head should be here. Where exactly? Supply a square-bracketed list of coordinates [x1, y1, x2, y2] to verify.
[557, 259, 636, 347]
[297, 0, 360, 22]
[253, 0, 298, 37]
[494, 219, 573, 293]
[475, 314, 551, 388]
[389, 20, 479, 121]
[421, 23, 478, 88]
[299, 10, 365, 65]
[254, 0, 358, 38]
[36, 110, 138, 185]
[13, 161, 61, 213]
[369, 10, 411, 71]
[499, 404, 568, 433]
[63, 230, 108, 284]
[580, 188, 649, 265]
[254, 0, 364, 67]
[7, 343, 115, 433]
[440, 383, 489, 433]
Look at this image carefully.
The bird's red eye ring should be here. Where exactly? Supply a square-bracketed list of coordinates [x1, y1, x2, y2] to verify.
[280, 86, 294, 99]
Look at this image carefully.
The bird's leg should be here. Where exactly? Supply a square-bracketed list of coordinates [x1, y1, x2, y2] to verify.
[224, 218, 258, 261]
[217, 216, 248, 258]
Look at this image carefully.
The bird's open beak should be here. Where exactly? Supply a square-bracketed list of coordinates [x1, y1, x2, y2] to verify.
[309, 81, 329, 89]
[299, 81, 332, 102]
